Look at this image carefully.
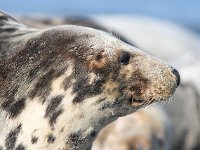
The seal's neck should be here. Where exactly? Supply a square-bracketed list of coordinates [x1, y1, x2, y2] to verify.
[0, 89, 132, 150]
[51, 94, 125, 150]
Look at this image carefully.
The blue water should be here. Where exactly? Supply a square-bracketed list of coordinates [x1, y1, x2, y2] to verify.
[1, 0, 200, 25]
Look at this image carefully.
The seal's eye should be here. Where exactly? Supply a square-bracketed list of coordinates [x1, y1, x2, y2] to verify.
[120, 52, 130, 65]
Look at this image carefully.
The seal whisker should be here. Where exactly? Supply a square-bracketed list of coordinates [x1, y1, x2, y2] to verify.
[100, 17, 114, 36]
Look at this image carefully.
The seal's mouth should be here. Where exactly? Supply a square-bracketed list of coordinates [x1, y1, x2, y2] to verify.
[128, 97, 144, 103]
[128, 94, 144, 106]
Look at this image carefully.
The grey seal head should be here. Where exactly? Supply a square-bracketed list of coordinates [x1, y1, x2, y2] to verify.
[0, 11, 180, 150]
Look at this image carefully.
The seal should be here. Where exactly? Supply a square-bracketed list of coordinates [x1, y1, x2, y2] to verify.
[92, 105, 172, 150]
[0, 11, 180, 150]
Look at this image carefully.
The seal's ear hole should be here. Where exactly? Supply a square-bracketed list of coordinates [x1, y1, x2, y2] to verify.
[120, 52, 130, 65]
[95, 54, 103, 61]
[95, 50, 104, 61]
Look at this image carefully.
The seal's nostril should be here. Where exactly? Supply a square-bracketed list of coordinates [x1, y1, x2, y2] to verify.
[172, 69, 180, 87]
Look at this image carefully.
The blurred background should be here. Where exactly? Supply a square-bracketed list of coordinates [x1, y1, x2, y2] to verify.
[1, 1, 200, 150]
[1, 0, 200, 26]
[1, 0, 200, 31]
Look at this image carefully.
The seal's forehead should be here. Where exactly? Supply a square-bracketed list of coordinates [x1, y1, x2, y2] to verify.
[70, 26, 144, 54]
[47, 25, 143, 56]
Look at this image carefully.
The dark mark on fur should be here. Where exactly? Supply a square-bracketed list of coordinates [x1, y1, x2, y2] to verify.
[0, 146, 3, 150]
[63, 76, 72, 90]
[60, 127, 65, 133]
[47, 134, 56, 143]
[31, 136, 38, 144]
[45, 95, 63, 126]
[0, 13, 20, 36]
[16, 144, 25, 150]
[50, 109, 63, 126]
[28, 69, 56, 99]
[28, 67, 66, 102]
[2, 97, 25, 118]
[66, 131, 84, 149]
[73, 72, 105, 103]
[89, 129, 96, 137]
[0, 28, 17, 33]
[5, 124, 22, 150]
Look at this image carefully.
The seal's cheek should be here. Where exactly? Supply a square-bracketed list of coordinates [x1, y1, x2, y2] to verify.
[102, 80, 121, 100]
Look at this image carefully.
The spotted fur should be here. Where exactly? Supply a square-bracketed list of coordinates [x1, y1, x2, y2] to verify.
[0, 11, 180, 150]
